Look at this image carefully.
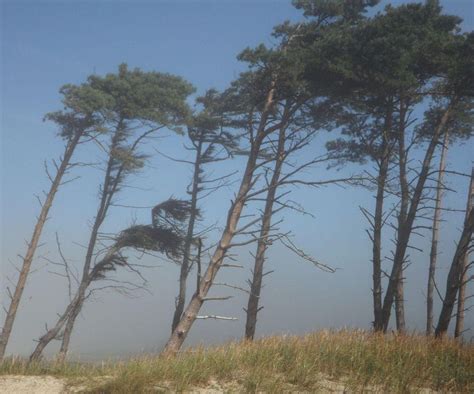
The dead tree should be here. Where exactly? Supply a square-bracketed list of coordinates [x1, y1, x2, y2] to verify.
[426, 130, 450, 335]
[454, 167, 474, 338]
[0, 100, 100, 360]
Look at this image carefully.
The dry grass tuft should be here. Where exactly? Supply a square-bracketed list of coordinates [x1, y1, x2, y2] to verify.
[1, 330, 472, 392]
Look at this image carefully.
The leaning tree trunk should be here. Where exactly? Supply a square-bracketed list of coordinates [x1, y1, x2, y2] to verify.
[30, 130, 123, 361]
[395, 99, 408, 334]
[57, 135, 122, 359]
[454, 167, 474, 338]
[381, 104, 453, 332]
[245, 124, 286, 340]
[435, 208, 474, 338]
[58, 122, 161, 359]
[426, 131, 450, 335]
[171, 139, 202, 332]
[0, 131, 82, 361]
[162, 83, 277, 356]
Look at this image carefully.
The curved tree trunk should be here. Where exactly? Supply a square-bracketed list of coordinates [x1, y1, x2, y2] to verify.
[426, 131, 450, 335]
[0, 131, 82, 361]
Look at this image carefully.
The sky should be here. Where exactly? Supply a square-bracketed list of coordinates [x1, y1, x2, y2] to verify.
[1, 0, 473, 360]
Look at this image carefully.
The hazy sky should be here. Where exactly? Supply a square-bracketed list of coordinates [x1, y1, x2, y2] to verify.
[1, 0, 473, 360]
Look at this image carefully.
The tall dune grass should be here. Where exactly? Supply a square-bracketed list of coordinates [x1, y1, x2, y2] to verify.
[1, 330, 472, 392]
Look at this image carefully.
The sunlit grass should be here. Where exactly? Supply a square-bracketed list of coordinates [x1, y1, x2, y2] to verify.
[1, 330, 472, 392]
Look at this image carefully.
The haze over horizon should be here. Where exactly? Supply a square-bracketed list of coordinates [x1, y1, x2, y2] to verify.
[1, 0, 473, 360]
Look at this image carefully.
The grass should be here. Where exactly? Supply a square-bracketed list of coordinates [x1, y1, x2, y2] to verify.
[1, 330, 473, 392]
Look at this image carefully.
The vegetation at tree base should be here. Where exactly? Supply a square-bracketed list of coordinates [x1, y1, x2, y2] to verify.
[1, 331, 473, 393]
[1, 1, 473, 387]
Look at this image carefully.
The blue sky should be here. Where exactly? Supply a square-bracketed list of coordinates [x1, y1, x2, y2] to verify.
[1, 0, 473, 358]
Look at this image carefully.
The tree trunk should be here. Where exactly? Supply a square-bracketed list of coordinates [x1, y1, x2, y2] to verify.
[29, 292, 81, 362]
[395, 99, 408, 334]
[30, 130, 124, 361]
[57, 292, 84, 362]
[454, 167, 474, 338]
[395, 277, 405, 333]
[381, 104, 453, 332]
[426, 131, 450, 335]
[171, 140, 202, 332]
[372, 159, 388, 331]
[0, 131, 82, 361]
[372, 109, 393, 332]
[435, 208, 474, 338]
[30, 244, 119, 362]
[162, 83, 277, 356]
[56, 135, 121, 358]
[245, 124, 286, 340]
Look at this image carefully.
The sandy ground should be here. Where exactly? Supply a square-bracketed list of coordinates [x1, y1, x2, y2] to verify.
[0, 374, 439, 393]
[0, 375, 66, 394]
[0, 375, 351, 393]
